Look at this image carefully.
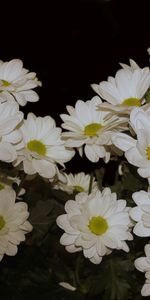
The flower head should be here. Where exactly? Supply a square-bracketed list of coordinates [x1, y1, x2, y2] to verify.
[14, 113, 75, 179]
[0, 59, 41, 106]
[130, 190, 150, 237]
[61, 96, 127, 163]
[135, 244, 150, 296]
[91, 62, 150, 114]
[112, 106, 150, 179]
[56, 188, 132, 264]
[0, 100, 23, 162]
[0, 188, 32, 261]
[53, 172, 98, 194]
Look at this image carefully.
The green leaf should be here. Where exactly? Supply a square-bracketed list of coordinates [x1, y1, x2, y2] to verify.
[145, 88, 150, 103]
[29, 200, 53, 226]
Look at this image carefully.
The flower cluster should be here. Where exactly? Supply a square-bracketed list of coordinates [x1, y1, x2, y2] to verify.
[57, 188, 132, 264]
[1, 55, 150, 298]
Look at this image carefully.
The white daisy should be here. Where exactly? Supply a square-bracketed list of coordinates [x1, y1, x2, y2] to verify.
[112, 107, 150, 179]
[60, 96, 127, 163]
[130, 190, 150, 237]
[135, 244, 150, 297]
[0, 100, 23, 163]
[0, 59, 41, 106]
[56, 188, 132, 264]
[14, 113, 75, 179]
[53, 172, 98, 194]
[0, 188, 32, 261]
[91, 63, 150, 114]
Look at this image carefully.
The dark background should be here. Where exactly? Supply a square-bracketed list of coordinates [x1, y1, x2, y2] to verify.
[0, 0, 150, 173]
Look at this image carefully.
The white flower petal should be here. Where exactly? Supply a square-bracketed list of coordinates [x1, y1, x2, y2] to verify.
[135, 257, 150, 273]
[32, 159, 56, 179]
[112, 133, 136, 151]
[145, 244, 150, 257]
[141, 284, 150, 297]
[130, 207, 142, 222]
[60, 233, 77, 246]
[0, 142, 17, 162]
[133, 222, 150, 237]
[59, 282, 76, 291]
[89, 253, 103, 264]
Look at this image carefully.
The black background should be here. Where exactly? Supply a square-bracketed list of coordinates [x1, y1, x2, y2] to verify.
[0, 0, 150, 173]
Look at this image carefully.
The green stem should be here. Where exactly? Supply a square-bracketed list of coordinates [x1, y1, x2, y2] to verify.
[88, 173, 94, 194]
[109, 259, 117, 300]
[15, 172, 27, 197]
[75, 257, 87, 294]
[95, 168, 104, 190]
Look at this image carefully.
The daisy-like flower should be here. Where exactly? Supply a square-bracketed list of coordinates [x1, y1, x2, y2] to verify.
[0, 59, 41, 106]
[60, 96, 127, 163]
[112, 106, 150, 179]
[130, 190, 150, 237]
[135, 244, 150, 297]
[14, 113, 75, 179]
[53, 172, 98, 194]
[91, 62, 150, 114]
[0, 100, 23, 163]
[0, 188, 32, 261]
[56, 188, 132, 264]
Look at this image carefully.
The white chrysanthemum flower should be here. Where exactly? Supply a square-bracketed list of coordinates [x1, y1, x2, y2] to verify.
[0, 100, 23, 162]
[14, 113, 75, 179]
[112, 107, 150, 179]
[60, 96, 127, 163]
[56, 188, 132, 264]
[91, 63, 150, 114]
[0, 59, 41, 106]
[0, 188, 32, 261]
[53, 172, 98, 194]
[135, 244, 150, 297]
[130, 190, 150, 237]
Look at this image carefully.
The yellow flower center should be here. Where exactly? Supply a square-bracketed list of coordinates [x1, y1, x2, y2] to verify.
[146, 147, 150, 160]
[88, 216, 108, 235]
[121, 98, 141, 107]
[84, 123, 103, 137]
[0, 216, 5, 230]
[27, 140, 46, 156]
[1, 80, 11, 87]
[0, 183, 5, 190]
[73, 185, 84, 193]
